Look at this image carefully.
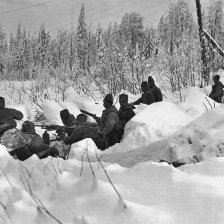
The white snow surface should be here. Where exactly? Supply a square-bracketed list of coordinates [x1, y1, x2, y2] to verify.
[1, 86, 224, 223]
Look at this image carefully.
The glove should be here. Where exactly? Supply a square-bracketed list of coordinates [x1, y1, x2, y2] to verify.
[58, 133, 66, 141]
[42, 131, 50, 145]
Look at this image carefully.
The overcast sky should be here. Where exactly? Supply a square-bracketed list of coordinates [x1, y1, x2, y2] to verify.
[0, 0, 211, 38]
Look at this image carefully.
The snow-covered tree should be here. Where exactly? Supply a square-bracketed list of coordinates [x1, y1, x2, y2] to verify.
[76, 3, 88, 72]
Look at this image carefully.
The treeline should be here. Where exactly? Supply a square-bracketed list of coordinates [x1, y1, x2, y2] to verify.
[0, 0, 224, 95]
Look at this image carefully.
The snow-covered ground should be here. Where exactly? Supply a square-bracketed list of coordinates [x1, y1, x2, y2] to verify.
[1, 81, 224, 224]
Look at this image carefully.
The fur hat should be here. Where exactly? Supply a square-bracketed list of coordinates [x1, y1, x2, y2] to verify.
[119, 94, 128, 102]
[104, 94, 113, 105]
[148, 76, 155, 84]
[60, 109, 70, 124]
[22, 120, 35, 132]
[213, 75, 220, 81]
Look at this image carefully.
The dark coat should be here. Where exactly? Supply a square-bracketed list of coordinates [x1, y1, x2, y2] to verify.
[209, 81, 224, 103]
[100, 106, 119, 135]
[133, 90, 155, 105]
[22, 131, 58, 159]
[0, 107, 23, 134]
[118, 104, 135, 128]
[150, 84, 163, 102]
[94, 106, 121, 150]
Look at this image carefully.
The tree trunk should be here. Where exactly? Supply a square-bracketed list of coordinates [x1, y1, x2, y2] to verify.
[195, 0, 209, 86]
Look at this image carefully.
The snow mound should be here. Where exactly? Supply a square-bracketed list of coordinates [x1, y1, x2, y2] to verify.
[169, 106, 224, 163]
[108, 102, 192, 153]
[1, 148, 224, 224]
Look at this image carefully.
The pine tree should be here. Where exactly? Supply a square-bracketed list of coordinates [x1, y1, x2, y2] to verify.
[96, 24, 105, 65]
[76, 3, 88, 72]
[0, 25, 6, 73]
[38, 23, 49, 67]
[15, 22, 24, 70]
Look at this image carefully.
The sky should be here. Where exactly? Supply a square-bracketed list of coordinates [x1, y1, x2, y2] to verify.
[0, 0, 211, 38]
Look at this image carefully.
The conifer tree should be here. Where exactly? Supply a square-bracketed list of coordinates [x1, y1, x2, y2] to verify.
[76, 3, 88, 72]
[96, 24, 105, 65]
[38, 23, 49, 67]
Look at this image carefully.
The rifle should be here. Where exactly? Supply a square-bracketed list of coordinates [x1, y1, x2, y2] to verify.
[35, 124, 76, 132]
[80, 109, 101, 124]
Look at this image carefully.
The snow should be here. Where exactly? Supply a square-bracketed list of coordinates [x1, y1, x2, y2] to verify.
[1, 85, 224, 223]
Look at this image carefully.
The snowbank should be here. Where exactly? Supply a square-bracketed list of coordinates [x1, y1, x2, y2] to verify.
[1, 85, 224, 223]
[169, 106, 224, 163]
[107, 101, 193, 153]
[1, 146, 224, 224]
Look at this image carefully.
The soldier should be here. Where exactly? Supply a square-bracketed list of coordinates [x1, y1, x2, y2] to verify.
[93, 93, 121, 150]
[1, 120, 59, 161]
[57, 109, 97, 157]
[63, 94, 122, 151]
[209, 75, 224, 103]
[60, 109, 77, 126]
[148, 76, 163, 102]
[132, 81, 155, 105]
[20, 120, 59, 160]
[0, 96, 24, 135]
[118, 93, 135, 129]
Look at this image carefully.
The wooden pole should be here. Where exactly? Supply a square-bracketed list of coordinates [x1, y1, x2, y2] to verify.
[195, 0, 209, 86]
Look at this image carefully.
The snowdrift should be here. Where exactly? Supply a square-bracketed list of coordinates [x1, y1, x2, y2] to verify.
[1, 146, 224, 224]
[1, 85, 224, 223]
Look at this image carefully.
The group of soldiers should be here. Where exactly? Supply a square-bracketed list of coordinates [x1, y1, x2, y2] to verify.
[1, 74, 223, 161]
[0, 76, 163, 161]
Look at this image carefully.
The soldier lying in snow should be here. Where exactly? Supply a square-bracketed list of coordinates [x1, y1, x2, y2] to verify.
[0, 120, 59, 161]
[0, 96, 23, 135]
[58, 109, 99, 146]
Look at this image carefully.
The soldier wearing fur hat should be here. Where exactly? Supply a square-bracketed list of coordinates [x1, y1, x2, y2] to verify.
[148, 76, 163, 102]
[0, 97, 24, 135]
[94, 93, 121, 150]
[20, 120, 59, 160]
[132, 81, 155, 105]
[62, 94, 122, 151]
[118, 94, 135, 128]
[209, 75, 224, 103]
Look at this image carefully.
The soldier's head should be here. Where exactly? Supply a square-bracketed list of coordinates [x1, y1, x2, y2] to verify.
[141, 81, 148, 93]
[22, 120, 35, 132]
[103, 94, 113, 109]
[60, 109, 71, 125]
[119, 94, 128, 108]
[76, 113, 87, 123]
[213, 75, 220, 84]
[0, 97, 5, 109]
[148, 76, 155, 88]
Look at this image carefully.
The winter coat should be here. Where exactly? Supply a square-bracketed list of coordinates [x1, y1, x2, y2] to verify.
[22, 131, 49, 154]
[209, 81, 224, 103]
[133, 90, 155, 105]
[118, 104, 135, 128]
[150, 84, 163, 102]
[22, 130, 58, 159]
[100, 106, 119, 135]
[94, 106, 121, 150]
[0, 106, 23, 133]
[64, 106, 121, 150]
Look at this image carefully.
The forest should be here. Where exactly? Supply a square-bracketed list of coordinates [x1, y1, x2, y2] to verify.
[0, 0, 224, 103]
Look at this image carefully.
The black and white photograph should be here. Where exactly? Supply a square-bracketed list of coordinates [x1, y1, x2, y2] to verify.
[0, 0, 224, 223]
